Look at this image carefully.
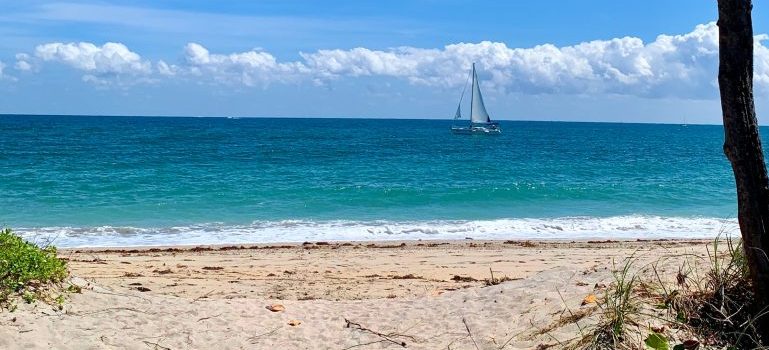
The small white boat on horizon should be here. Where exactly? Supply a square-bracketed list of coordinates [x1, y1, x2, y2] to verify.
[451, 63, 501, 135]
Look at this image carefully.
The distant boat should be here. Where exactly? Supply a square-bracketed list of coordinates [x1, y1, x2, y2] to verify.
[451, 63, 501, 135]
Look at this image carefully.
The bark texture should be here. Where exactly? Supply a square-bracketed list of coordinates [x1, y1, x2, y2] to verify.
[718, 0, 769, 326]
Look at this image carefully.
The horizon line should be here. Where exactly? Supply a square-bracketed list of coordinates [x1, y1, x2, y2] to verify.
[0, 113, 724, 126]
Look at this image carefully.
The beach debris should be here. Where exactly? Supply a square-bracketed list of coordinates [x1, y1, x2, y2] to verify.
[152, 268, 173, 275]
[391, 274, 421, 279]
[202, 266, 223, 271]
[122, 272, 143, 277]
[190, 246, 214, 252]
[344, 318, 411, 347]
[193, 289, 217, 302]
[142, 340, 171, 350]
[287, 319, 302, 326]
[136, 286, 152, 292]
[451, 275, 478, 282]
[266, 304, 285, 312]
[581, 294, 597, 305]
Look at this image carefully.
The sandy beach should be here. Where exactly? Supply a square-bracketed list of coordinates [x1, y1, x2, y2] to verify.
[1, 239, 712, 349]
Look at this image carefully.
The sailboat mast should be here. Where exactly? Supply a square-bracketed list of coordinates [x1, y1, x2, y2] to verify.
[470, 63, 475, 125]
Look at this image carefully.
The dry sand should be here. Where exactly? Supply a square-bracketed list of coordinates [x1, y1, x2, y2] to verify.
[1, 239, 711, 349]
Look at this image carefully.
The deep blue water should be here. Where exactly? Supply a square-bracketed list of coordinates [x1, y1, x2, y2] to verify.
[0, 115, 744, 246]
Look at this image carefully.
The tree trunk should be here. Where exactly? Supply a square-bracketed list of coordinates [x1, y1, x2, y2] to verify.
[718, 0, 769, 330]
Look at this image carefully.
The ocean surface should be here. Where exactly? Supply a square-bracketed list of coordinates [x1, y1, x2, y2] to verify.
[0, 115, 744, 247]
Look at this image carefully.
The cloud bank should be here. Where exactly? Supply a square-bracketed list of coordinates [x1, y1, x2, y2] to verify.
[12, 22, 769, 99]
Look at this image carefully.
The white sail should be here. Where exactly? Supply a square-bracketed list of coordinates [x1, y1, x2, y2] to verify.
[470, 63, 491, 124]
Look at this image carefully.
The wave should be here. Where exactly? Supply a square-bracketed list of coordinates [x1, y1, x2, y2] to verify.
[15, 215, 739, 248]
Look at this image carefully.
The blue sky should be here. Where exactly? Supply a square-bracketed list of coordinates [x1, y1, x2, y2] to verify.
[0, 0, 768, 124]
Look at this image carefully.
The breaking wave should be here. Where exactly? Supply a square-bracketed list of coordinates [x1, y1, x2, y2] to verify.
[14, 215, 739, 248]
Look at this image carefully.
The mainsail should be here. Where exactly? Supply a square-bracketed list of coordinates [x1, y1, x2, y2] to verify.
[470, 63, 491, 124]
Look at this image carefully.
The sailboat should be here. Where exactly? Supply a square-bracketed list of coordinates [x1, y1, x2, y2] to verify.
[451, 63, 501, 134]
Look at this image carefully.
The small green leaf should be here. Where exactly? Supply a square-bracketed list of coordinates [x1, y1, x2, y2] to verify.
[645, 332, 670, 350]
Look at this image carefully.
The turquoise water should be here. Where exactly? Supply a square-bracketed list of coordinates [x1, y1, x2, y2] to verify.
[0, 115, 742, 247]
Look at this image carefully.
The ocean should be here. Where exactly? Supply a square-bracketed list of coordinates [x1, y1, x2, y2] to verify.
[0, 115, 742, 247]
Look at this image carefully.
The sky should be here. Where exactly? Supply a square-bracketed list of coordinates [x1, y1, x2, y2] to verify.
[0, 0, 768, 124]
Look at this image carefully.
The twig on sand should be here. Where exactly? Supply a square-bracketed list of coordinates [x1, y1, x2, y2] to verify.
[343, 318, 414, 348]
[463, 317, 480, 350]
[68, 307, 152, 317]
[192, 289, 216, 302]
[196, 313, 223, 322]
[248, 326, 281, 343]
[142, 340, 171, 350]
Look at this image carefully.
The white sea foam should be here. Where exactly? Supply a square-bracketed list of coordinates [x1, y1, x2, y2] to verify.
[16, 215, 739, 248]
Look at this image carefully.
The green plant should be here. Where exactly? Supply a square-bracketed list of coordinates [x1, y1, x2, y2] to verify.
[0, 228, 68, 308]
[593, 257, 640, 346]
[644, 332, 669, 350]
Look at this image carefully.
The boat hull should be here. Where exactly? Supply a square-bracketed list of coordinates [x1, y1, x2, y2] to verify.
[450, 124, 502, 135]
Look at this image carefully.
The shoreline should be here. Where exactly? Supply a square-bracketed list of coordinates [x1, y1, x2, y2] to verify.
[60, 237, 716, 252]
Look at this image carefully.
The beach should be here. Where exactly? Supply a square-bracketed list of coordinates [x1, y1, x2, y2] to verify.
[2, 239, 712, 349]
[1, 1, 762, 347]
[0, 116, 739, 348]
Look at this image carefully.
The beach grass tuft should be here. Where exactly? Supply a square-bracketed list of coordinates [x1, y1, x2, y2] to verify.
[579, 234, 767, 349]
[668, 235, 765, 348]
[589, 257, 642, 349]
[0, 228, 68, 309]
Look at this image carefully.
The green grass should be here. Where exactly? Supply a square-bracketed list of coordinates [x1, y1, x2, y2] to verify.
[0, 228, 68, 309]
[590, 257, 641, 349]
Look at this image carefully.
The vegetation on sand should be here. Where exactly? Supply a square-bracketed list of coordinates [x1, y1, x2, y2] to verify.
[0, 228, 69, 309]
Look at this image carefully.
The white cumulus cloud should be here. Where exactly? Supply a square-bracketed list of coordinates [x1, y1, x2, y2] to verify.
[14, 53, 34, 71]
[298, 22, 732, 98]
[173, 22, 757, 98]
[756, 34, 769, 89]
[11, 22, 769, 98]
[178, 43, 308, 86]
[34, 42, 151, 75]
